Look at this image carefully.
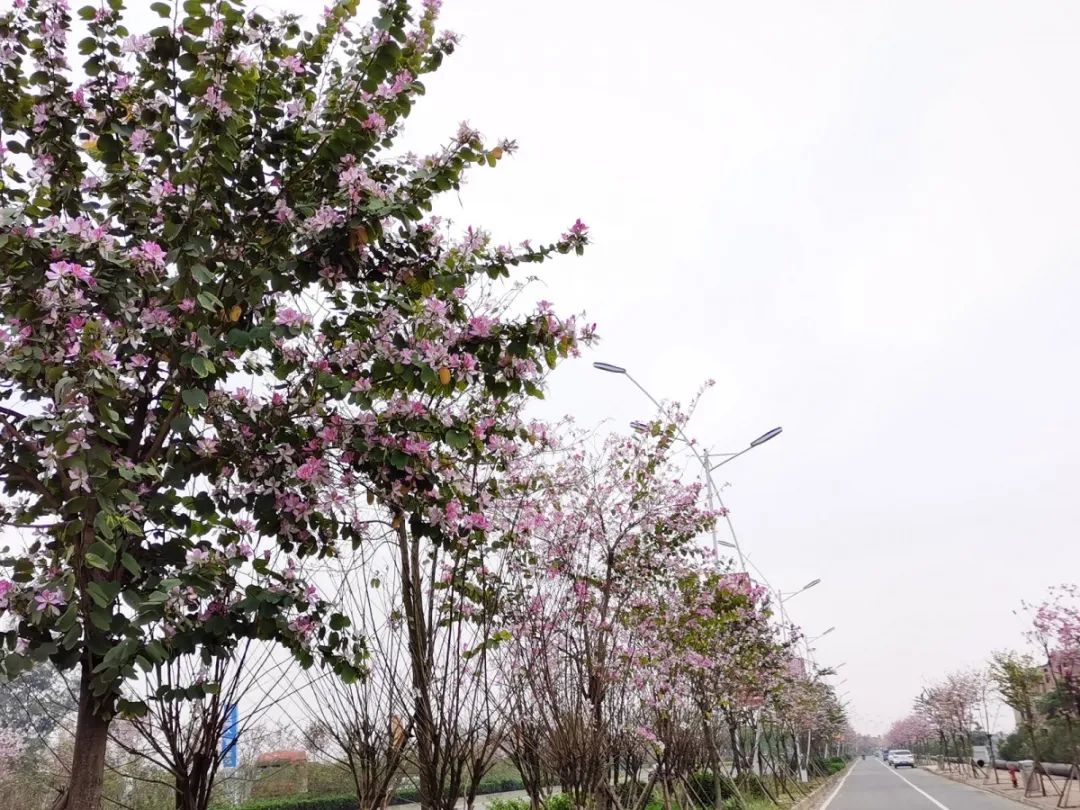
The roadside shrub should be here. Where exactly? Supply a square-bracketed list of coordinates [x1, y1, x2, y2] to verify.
[733, 773, 768, 799]
[488, 799, 531, 810]
[232, 795, 357, 810]
[544, 793, 572, 810]
[479, 778, 526, 794]
[687, 770, 738, 805]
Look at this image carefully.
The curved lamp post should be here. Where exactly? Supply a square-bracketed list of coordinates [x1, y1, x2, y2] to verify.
[593, 361, 782, 570]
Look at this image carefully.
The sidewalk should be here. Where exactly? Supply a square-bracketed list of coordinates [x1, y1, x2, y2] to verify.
[923, 763, 1080, 809]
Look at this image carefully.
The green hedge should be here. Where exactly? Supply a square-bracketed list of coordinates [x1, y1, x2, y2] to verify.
[231, 775, 527, 810]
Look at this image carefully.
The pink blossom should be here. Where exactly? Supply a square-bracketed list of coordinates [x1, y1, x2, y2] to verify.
[281, 55, 305, 75]
[120, 34, 152, 54]
[468, 316, 495, 337]
[289, 615, 318, 641]
[130, 128, 152, 152]
[128, 240, 167, 269]
[202, 86, 232, 118]
[0, 580, 13, 609]
[47, 260, 95, 286]
[296, 457, 325, 482]
[362, 112, 386, 133]
[275, 307, 309, 327]
[272, 197, 294, 223]
[562, 218, 589, 241]
[195, 437, 218, 457]
[33, 588, 65, 616]
[302, 205, 344, 234]
[464, 512, 490, 531]
[178, 298, 196, 313]
[67, 467, 90, 493]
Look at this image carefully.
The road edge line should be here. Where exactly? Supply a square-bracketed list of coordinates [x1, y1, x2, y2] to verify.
[818, 763, 856, 810]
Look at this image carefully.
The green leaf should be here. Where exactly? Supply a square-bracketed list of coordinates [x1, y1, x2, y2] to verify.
[150, 1, 171, 17]
[145, 641, 167, 663]
[196, 291, 222, 311]
[182, 389, 208, 409]
[444, 430, 471, 450]
[191, 263, 213, 283]
[89, 608, 112, 631]
[62, 623, 82, 650]
[190, 356, 215, 378]
[329, 613, 350, 631]
[86, 581, 121, 608]
[87, 541, 116, 569]
[121, 553, 141, 577]
[84, 553, 109, 571]
[56, 604, 78, 633]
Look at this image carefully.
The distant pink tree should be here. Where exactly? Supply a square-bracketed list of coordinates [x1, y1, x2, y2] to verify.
[885, 713, 934, 751]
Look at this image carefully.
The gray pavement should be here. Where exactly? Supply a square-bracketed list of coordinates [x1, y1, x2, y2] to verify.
[824, 758, 1024, 810]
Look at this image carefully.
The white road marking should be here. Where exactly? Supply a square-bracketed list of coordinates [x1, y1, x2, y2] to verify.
[818, 762, 857, 810]
[880, 760, 954, 810]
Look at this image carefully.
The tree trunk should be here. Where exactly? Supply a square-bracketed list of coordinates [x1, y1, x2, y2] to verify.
[52, 666, 113, 810]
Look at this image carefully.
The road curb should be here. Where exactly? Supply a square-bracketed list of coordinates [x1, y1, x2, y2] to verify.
[792, 764, 855, 810]
[925, 766, 1052, 809]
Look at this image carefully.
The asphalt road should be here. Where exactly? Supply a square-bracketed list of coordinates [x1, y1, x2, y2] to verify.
[823, 758, 1024, 810]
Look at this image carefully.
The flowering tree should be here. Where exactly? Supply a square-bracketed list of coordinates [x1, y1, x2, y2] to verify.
[1031, 585, 1080, 770]
[885, 713, 934, 752]
[652, 569, 787, 797]
[915, 671, 983, 773]
[500, 425, 714, 810]
[0, 0, 589, 808]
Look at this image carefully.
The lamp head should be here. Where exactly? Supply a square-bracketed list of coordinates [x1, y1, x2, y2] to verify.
[592, 362, 627, 374]
[750, 426, 783, 447]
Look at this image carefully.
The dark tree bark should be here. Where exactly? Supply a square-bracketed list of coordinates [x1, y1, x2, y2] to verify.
[52, 662, 113, 810]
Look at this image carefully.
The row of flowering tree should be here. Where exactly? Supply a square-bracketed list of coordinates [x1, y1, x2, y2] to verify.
[487, 422, 852, 810]
[292, 418, 851, 810]
[0, 1, 851, 809]
[885, 584, 1080, 805]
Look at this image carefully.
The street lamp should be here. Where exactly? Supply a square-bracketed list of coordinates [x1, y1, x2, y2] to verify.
[593, 361, 782, 570]
[709, 426, 783, 470]
[808, 627, 835, 643]
[780, 579, 821, 604]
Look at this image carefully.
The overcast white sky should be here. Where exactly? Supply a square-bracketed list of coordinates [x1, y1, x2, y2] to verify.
[91, 0, 1080, 735]
[379, 0, 1080, 735]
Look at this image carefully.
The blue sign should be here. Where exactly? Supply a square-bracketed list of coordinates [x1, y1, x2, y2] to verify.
[222, 703, 239, 768]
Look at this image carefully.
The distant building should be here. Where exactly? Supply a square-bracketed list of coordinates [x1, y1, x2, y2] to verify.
[1012, 649, 1079, 727]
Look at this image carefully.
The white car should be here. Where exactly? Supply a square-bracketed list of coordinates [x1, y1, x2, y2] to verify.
[890, 749, 916, 768]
